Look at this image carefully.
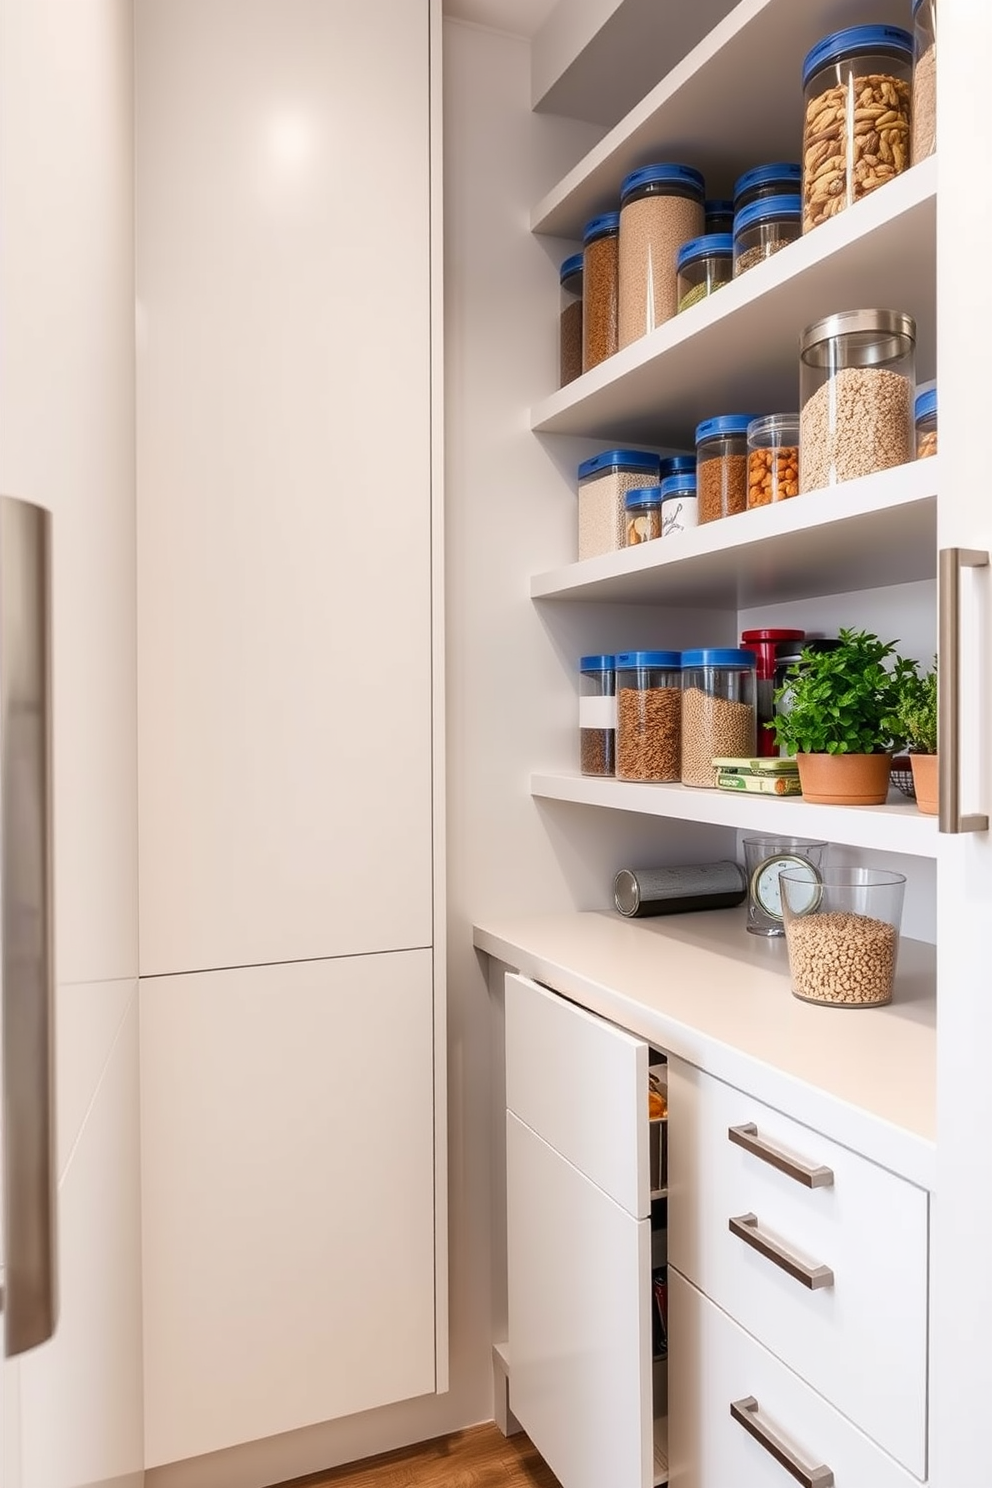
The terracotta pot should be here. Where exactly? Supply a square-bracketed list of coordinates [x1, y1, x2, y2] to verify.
[909, 752, 938, 815]
[795, 752, 893, 806]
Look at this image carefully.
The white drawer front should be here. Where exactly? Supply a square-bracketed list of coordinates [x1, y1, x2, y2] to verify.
[505, 973, 650, 1217]
[669, 1269, 922, 1488]
[668, 1059, 927, 1478]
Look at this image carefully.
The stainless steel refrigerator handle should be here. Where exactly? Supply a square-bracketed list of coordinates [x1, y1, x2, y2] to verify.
[730, 1397, 835, 1488]
[0, 494, 58, 1356]
[939, 547, 990, 835]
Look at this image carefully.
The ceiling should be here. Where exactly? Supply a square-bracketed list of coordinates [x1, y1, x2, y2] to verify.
[442, 0, 559, 38]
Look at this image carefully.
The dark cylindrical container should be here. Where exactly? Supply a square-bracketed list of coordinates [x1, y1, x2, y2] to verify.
[614, 861, 747, 917]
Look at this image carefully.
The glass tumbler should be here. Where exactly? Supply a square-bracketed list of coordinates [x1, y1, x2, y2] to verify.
[781, 867, 906, 1007]
[742, 835, 827, 937]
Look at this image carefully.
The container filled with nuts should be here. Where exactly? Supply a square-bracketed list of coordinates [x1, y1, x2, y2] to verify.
[801, 25, 913, 233]
[696, 414, 757, 523]
[781, 866, 907, 1008]
[615, 650, 682, 783]
[660, 472, 698, 537]
[746, 413, 800, 506]
[579, 654, 616, 778]
[733, 195, 802, 278]
[915, 385, 937, 459]
[799, 309, 915, 492]
[624, 486, 662, 546]
[680, 648, 756, 788]
[911, 0, 936, 166]
[733, 161, 802, 215]
[618, 163, 705, 348]
[582, 211, 620, 372]
[559, 252, 583, 388]
[577, 448, 661, 560]
[675, 233, 733, 314]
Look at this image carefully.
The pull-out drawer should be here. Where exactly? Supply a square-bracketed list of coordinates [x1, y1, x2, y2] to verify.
[669, 1268, 924, 1488]
[668, 1059, 927, 1478]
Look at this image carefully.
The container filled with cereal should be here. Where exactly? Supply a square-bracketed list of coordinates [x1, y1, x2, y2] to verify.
[747, 413, 800, 506]
[624, 487, 662, 546]
[696, 414, 756, 524]
[799, 309, 915, 491]
[781, 867, 906, 1008]
[615, 651, 682, 783]
[559, 253, 583, 388]
[676, 234, 733, 314]
[915, 386, 937, 459]
[733, 162, 802, 215]
[618, 163, 705, 348]
[732, 196, 801, 278]
[911, 0, 937, 166]
[577, 449, 661, 560]
[579, 655, 616, 777]
[582, 211, 620, 372]
[681, 649, 756, 788]
[801, 25, 913, 233]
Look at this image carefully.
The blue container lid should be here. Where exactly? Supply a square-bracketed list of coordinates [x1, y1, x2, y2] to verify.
[579, 654, 615, 672]
[802, 25, 912, 88]
[560, 252, 584, 284]
[695, 414, 758, 443]
[682, 648, 755, 669]
[619, 163, 705, 203]
[615, 650, 682, 669]
[915, 386, 937, 421]
[583, 211, 620, 244]
[659, 472, 698, 499]
[624, 486, 662, 509]
[578, 448, 660, 481]
[676, 233, 733, 271]
[733, 194, 802, 237]
[733, 163, 801, 203]
[658, 454, 697, 479]
[705, 198, 734, 216]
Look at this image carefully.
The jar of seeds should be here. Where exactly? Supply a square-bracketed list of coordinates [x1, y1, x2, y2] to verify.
[579, 655, 616, 777]
[615, 651, 682, 783]
[577, 448, 661, 560]
[695, 414, 757, 523]
[676, 234, 733, 314]
[559, 252, 583, 388]
[732, 195, 801, 278]
[911, 0, 936, 166]
[799, 309, 915, 491]
[582, 211, 620, 372]
[915, 385, 937, 459]
[618, 163, 705, 349]
[680, 648, 756, 788]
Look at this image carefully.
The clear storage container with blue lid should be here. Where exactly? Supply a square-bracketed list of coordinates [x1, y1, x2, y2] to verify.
[583, 211, 620, 371]
[695, 414, 758, 523]
[732, 195, 801, 277]
[801, 26, 913, 233]
[577, 448, 661, 560]
[733, 163, 801, 213]
[618, 163, 705, 347]
[680, 649, 757, 788]
[658, 454, 696, 481]
[579, 655, 616, 777]
[912, 0, 936, 166]
[659, 472, 699, 537]
[559, 252, 583, 388]
[615, 651, 683, 782]
[676, 233, 733, 314]
[624, 486, 662, 546]
[704, 199, 734, 235]
[915, 385, 937, 459]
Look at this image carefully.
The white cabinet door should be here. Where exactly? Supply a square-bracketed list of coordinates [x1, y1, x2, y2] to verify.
[135, 0, 434, 976]
[139, 950, 437, 1467]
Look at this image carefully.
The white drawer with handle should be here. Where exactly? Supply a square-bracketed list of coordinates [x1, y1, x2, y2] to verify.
[668, 1058, 927, 1478]
[668, 1268, 924, 1488]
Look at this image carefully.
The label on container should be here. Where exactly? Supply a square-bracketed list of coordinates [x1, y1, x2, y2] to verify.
[661, 495, 699, 536]
[580, 695, 616, 729]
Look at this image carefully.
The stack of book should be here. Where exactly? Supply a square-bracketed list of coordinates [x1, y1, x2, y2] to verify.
[712, 756, 802, 796]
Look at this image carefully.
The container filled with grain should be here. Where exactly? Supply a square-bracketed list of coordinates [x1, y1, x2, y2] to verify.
[615, 651, 682, 783]
[799, 309, 915, 492]
[781, 867, 907, 1008]
[617, 163, 705, 349]
[732, 195, 801, 278]
[801, 25, 913, 233]
[676, 234, 733, 314]
[704, 199, 734, 235]
[746, 413, 800, 507]
[911, 0, 936, 166]
[680, 648, 756, 788]
[733, 162, 802, 216]
[579, 654, 616, 778]
[624, 487, 662, 546]
[695, 414, 757, 524]
[659, 472, 698, 537]
[915, 385, 937, 459]
[582, 211, 620, 372]
[577, 448, 661, 560]
[559, 252, 583, 388]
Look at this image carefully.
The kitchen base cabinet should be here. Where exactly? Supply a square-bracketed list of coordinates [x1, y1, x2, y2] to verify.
[139, 950, 438, 1468]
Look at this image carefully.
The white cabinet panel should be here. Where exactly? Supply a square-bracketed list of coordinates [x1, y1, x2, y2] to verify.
[140, 950, 437, 1467]
[668, 1269, 921, 1488]
[135, 0, 433, 975]
[506, 1113, 653, 1488]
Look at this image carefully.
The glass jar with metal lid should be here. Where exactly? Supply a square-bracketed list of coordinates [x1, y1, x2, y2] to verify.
[911, 0, 936, 166]
[681, 649, 756, 788]
[732, 195, 801, 277]
[559, 253, 583, 388]
[617, 163, 705, 348]
[676, 234, 732, 314]
[799, 309, 916, 491]
[615, 651, 683, 783]
[733, 162, 801, 215]
[582, 212, 620, 372]
[915, 385, 937, 459]
[801, 25, 913, 233]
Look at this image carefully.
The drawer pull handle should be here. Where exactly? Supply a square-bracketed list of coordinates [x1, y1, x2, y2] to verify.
[730, 1396, 835, 1488]
[728, 1213, 834, 1291]
[728, 1123, 833, 1189]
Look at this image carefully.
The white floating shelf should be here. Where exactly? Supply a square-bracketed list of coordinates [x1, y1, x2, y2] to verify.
[531, 772, 937, 859]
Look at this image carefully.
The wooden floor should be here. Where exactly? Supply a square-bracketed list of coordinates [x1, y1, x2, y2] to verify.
[283, 1423, 562, 1488]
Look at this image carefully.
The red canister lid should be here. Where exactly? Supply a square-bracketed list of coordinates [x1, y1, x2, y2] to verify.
[740, 628, 805, 678]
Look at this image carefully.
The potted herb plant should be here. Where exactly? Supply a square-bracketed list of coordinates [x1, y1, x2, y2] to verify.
[768, 628, 918, 806]
[894, 659, 938, 815]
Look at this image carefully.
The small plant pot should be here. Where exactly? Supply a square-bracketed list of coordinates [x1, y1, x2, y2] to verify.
[795, 752, 892, 806]
[909, 752, 938, 815]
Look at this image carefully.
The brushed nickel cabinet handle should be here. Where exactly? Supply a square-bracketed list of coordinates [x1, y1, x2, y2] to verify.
[728, 1213, 833, 1291]
[731, 1396, 835, 1487]
[938, 546, 989, 834]
[728, 1123, 834, 1189]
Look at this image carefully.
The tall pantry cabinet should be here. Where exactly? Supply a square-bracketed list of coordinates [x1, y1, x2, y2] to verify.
[135, 0, 446, 1470]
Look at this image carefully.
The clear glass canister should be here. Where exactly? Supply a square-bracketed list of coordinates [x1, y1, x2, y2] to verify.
[676, 234, 732, 314]
[659, 473, 698, 537]
[801, 25, 913, 233]
[912, 0, 936, 166]
[577, 448, 660, 560]
[747, 413, 800, 507]
[695, 414, 757, 524]
[624, 487, 662, 546]
[732, 195, 801, 277]
[618, 163, 705, 348]
[615, 650, 682, 783]
[799, 309, 916, 491]
[732, 162, 801, 215]
[915, 385, 937, 459]
[559, 253, 583, 389]
[579, 654, 616, 777]
[704, 199, 734, 235]
[681, 649, 757, 788]
[582, 212, 620, 372]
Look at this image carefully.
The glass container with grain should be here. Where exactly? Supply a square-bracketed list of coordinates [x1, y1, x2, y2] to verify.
[695, 414, 757, 524]
[577, 448, 661, 560]
[579, 655, 616, 778]
[617, 163, 705, 349]
[676, 234, 733, 314]
[680, 649, 757, 788]
[615, 651, 683, 783]
[911, 0, 936, 166]
[732, 195, 801, 278]
[582, 212, 620, 372]
[558, 253, 583, 388]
